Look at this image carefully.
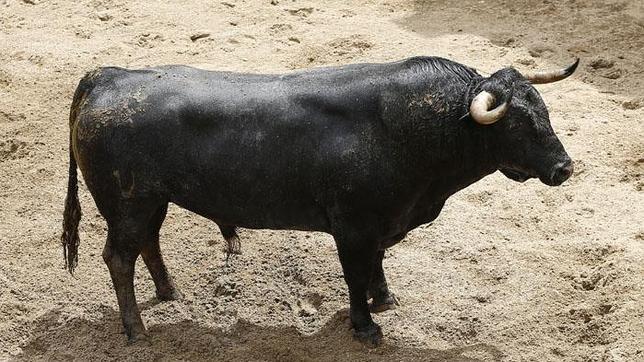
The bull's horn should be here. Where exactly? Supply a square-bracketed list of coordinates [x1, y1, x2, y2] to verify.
[523, 58, 580, 84]
[469, 91, 509, 125]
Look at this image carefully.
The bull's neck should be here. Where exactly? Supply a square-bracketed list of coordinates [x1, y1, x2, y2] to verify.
[426, 116, 498, 198]
[397, 81, 499, 198]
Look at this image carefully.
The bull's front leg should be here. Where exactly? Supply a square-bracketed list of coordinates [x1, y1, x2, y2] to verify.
[334, 234, 382, 346]
[368, 249, 399, 313]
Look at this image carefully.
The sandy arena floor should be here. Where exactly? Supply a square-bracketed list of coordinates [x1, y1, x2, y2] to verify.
[0, 0, 642, 361]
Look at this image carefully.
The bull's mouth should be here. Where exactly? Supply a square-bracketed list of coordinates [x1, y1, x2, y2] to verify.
[500, 161, 573, 186]
[539, 174, 562, 187]
[499, 167, 533, 183]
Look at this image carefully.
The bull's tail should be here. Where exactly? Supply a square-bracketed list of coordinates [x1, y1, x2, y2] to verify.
[61, 74, 93, 274]
[61, 138, 81, 274]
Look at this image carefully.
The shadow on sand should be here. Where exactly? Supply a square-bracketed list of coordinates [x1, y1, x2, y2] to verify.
[398, 0, 644, 99]
[16, 299, 503, 361]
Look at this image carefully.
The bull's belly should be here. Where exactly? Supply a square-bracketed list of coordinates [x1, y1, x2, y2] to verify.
[167, 179, 331, 232]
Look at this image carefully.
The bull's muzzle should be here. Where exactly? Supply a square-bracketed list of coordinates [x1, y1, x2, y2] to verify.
[546, 159, 574, 186]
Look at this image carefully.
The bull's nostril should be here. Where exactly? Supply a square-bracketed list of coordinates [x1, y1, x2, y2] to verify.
[551, 160, 574, 184]
[563, 162, 574, 178]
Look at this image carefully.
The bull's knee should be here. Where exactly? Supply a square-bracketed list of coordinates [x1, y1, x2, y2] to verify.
[103, 242, 133, 272]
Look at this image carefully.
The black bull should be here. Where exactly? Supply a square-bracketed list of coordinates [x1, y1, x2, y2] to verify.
[61, 56, 578, 345]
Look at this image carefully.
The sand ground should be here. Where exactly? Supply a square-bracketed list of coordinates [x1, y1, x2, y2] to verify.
[0, 0, 642, 361]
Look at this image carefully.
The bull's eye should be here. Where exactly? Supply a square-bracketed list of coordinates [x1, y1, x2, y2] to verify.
[507, 119, 523, 132]
[507, 107, 539, 132]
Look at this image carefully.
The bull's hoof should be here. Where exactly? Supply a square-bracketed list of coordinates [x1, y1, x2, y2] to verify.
[156, 288, 183, 302]
[369, 293, 399, 314]
[126, 330, 150, 346]
[353, 322, 383, 348]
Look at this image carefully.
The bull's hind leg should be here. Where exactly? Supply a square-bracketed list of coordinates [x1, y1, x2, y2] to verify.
[102, 199, 165, 343]
[140, 204, 183, 301]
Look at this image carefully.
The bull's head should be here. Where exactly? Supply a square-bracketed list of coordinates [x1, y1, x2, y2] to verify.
[467, 59, 579, 186]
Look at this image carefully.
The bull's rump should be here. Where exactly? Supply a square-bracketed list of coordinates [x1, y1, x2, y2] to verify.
[71, 65, 400, 231]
